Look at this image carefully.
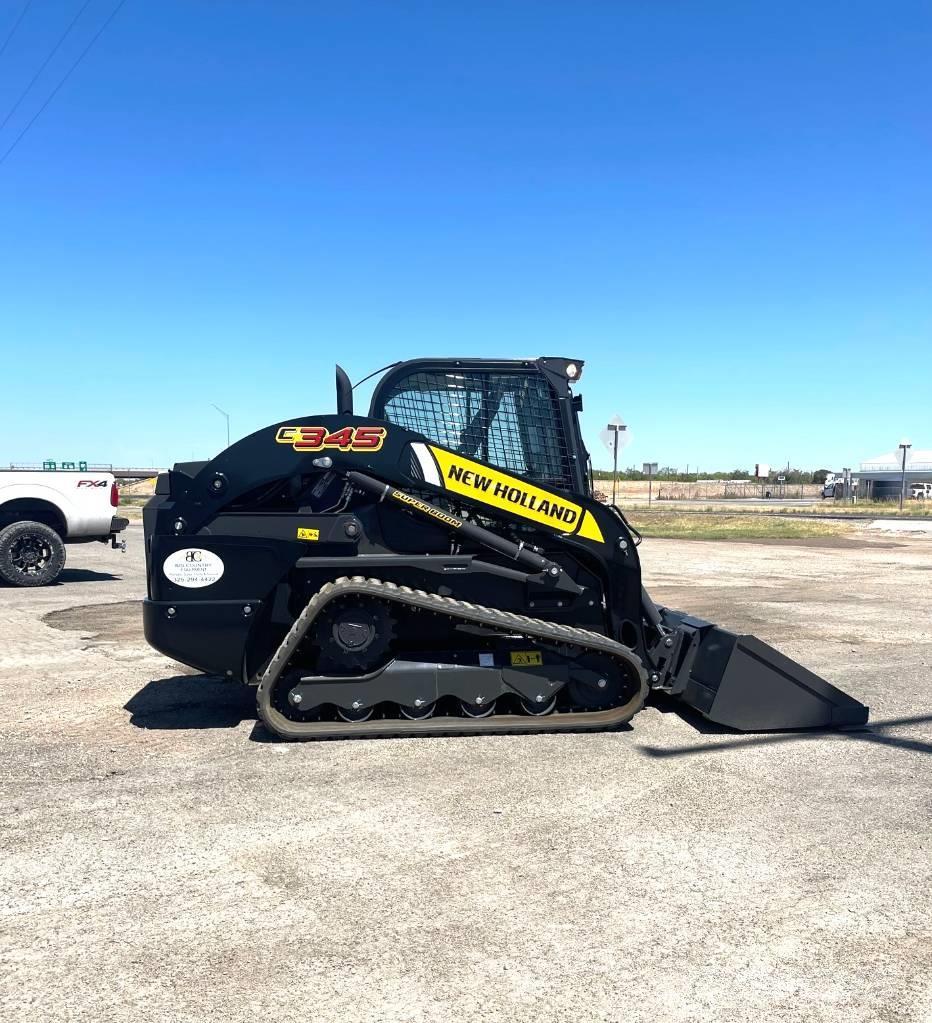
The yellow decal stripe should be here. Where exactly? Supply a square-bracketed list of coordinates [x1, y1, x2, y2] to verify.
[428, 446, 604, 544]
[576, 511, 605, 544]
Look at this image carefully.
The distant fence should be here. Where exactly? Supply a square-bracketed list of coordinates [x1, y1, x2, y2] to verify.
[658, 481, 820, 501]
[6, 463, 163, 480]
[860, 461, 932, 472]
[593, 479, 822, 502]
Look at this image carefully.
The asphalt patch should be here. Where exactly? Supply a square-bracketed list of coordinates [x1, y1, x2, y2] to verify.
[43, 600, 143, 648]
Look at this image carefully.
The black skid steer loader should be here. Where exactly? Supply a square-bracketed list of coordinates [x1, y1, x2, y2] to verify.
[143, 357, 868, 740]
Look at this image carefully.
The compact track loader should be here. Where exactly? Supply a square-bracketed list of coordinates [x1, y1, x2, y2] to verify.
[143, 357, 868, 740]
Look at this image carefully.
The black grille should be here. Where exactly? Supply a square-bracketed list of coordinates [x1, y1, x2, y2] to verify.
[377, 370, 573, 490]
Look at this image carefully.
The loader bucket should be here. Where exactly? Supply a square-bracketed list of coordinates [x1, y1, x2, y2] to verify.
[658, 610, 869, 731]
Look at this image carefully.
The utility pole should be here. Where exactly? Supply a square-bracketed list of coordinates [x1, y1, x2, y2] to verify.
[211, 404, 231, 451]
[899, 440, 912, 511]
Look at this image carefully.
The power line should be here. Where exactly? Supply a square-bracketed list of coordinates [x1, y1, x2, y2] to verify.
[0, 0, 35, 62]
[0, 0, 95, 136]
[0, 0, 127, 169]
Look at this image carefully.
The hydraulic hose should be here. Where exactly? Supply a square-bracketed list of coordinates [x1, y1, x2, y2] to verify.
[345, 470, 562, 578]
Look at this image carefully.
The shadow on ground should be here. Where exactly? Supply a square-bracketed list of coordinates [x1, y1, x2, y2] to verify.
[58, 569, 122, 583]
[0, 569, 123, 587]
[636, 712, 932, 758]
[648, 691, 737, 735]
[125, 677, 928, 752]
[125, 674, 257, 730]
[125, 674, 651, 745]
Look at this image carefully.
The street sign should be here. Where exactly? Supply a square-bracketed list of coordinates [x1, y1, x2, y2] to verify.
[599, 415, 630, 453]
[643, 462, 658, 507]
[601, 415, 630, 507]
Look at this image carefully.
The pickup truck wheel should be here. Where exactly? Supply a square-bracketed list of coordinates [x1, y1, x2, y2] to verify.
[0, 521, 66, 587]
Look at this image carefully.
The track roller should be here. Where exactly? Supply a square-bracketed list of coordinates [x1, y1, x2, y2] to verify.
[399, 700, 436, 720]
[460, 697, 496, 718]
[520, 695, 557, 716]
[337, 703, 374, 723]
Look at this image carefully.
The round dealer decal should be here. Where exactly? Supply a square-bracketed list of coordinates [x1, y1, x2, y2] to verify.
[163, 548, 225, 588]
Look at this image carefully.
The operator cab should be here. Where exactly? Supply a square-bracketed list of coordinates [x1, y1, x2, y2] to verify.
[335, 358, 592, 496]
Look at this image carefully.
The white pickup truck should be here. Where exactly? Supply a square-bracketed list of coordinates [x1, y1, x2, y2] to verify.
[0, 471, 128, 586]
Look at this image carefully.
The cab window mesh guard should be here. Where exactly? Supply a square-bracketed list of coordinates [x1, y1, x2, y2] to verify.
[376, 370, 573, 490]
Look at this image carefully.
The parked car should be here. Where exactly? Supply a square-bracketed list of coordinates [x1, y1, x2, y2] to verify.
[910, 482, 932, 500]
[0, 471, 127, 586]
[821, 473, 841, 499]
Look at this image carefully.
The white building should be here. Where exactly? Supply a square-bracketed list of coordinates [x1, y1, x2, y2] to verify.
[855, 448, 932, 499]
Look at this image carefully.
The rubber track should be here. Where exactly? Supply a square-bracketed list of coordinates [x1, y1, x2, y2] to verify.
[256, 575, 648, 741]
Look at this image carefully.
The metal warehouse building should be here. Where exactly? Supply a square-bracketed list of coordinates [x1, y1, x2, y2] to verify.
[855, 447, 932, 500]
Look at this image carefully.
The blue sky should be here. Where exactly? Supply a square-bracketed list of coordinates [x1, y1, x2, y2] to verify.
[0, 0, 929, 471]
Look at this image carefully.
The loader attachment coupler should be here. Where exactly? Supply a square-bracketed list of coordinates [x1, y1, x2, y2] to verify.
[658, 609, 869, 731]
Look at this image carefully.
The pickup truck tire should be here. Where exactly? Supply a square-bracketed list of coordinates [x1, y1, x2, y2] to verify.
[0, 521, 66, 587]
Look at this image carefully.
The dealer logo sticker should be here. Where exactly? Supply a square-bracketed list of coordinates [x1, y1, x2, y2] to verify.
[163, 549, 225, 588]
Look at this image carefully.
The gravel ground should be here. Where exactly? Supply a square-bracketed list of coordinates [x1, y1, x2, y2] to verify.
[1, 524, 930, 1023]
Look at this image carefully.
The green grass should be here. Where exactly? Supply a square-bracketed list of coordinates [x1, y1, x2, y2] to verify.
[779, 500, 932, 517]
[619, 499, 931, 519]
[629, 510, 858, 541]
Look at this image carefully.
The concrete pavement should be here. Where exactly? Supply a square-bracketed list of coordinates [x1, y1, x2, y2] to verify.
[1, 525, 930, 1023]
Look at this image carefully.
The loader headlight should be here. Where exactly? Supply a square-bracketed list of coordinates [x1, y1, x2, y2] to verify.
[566, 362, 580, 379]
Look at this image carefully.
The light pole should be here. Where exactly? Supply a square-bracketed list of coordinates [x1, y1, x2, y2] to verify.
[212, 404, 231, 451]
[899, 440, 911, 511]
[606, 421, 627, 506]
